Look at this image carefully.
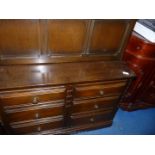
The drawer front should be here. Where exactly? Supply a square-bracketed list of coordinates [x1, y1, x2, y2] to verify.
[5, 102, 64, 123]
[72, 96, 119, 114]
[11, 117, 64, 134]
[71, 110, 113, 127]
[0, 87, 66, 107]
[127, 33, 155, 58]
[75, 81, 126, 99]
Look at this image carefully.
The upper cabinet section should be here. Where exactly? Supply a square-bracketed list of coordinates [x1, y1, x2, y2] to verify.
[0, 19, 135, 64]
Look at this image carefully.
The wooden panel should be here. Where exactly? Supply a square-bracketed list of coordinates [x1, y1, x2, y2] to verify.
[0, 86, 65, 107]
[0, 20, 41, 57]
[89, 20, 128, 55]
[47, 20, 89, 54]
[5, 102, 64, 123]
[75, 81, 127, 99]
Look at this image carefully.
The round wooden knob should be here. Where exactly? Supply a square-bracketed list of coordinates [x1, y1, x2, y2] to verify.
[32, 97, 39, 104]
[99, 90, 104, 96]
[90, 117, 94, 122]
[35, 113, 39, 119]
[37, 126, 41, 132]
[94, 104, 99, 109]
[136, 46, 141, 50]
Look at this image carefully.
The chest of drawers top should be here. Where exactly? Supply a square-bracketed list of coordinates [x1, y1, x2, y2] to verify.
[0, 61, 135, 91]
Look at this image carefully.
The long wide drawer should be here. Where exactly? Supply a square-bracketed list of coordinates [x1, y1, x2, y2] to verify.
[4, 102, 64, 123]
[11, 116, 64, 134]
[0, 86, 66, 107]
[72, 96, 119, 114]
[71, 110, 113, 127]
[74, 80, 127, 99]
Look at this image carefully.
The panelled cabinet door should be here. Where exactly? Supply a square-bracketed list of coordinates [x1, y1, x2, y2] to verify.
[47, 20, 90, 55]
[89, 20, 129, 56]
[0, 20, 41, 58]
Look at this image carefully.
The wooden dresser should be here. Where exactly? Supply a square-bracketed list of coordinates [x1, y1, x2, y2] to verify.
[0, 20, 135, 134]
[120, 32, 155, 111]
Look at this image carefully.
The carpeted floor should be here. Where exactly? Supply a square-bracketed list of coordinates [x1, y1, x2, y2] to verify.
[76, 108, 155, 135]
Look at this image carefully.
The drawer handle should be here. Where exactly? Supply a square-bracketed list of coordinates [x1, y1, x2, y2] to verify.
[94, 104, 99, 109]
[35, 113, 39, 119]
[136, 46, 141, 50]
[32, 97, 39, 104]
[99, 90, 104, 96]
[37, 126, 41, 132]
[90, 117, 95, 122]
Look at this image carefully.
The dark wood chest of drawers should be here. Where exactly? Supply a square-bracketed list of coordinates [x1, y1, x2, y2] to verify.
[0, 20, 135, 134]
[120, 32, 155, 111]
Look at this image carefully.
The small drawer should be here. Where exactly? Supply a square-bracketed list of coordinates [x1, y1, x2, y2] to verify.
[11, 117, 64, 134]
[0, 86, 66, 107]
[71, 110, 113, 127]
[75, 81, 126, 99]
[72, 96, 119, 114]
[5, 102, 64, 123]
[127, 34, 155, 58]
